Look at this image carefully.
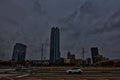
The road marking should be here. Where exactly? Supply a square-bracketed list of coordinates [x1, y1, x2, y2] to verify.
[16, 74, 29, 78]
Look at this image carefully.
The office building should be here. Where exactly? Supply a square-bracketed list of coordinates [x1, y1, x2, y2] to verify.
[91, 47, 99, 64]
[12, 43, 27, 64]
[50, 27, 60, 64]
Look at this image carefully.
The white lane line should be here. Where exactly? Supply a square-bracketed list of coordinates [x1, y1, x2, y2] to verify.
[16, 74, 29, 78]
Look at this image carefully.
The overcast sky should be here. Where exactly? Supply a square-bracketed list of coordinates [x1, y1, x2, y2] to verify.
[0, 0, 120, 60]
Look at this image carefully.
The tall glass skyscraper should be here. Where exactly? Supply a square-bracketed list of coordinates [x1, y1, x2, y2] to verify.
[12, 43, 27, 64]
[50, 27, 60, 64]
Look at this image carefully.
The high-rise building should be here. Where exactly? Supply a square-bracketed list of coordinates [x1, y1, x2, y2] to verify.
[12, 43, 27, 64]
[50, 27, 60, 64]
[91, 47, 109, 65]
[91, 47, 99, 64]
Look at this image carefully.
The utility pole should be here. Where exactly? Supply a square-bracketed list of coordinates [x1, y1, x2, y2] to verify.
[41, 43, 44, 61]
[82, 48, 85, 67]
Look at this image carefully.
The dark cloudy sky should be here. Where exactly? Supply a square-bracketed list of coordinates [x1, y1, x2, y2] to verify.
[0, 0, 120, 60]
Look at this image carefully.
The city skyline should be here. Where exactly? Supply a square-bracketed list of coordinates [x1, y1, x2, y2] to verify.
[0, 0, 120, 60]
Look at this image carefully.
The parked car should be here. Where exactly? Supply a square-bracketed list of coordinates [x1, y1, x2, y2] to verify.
[66, 68, 83, 74]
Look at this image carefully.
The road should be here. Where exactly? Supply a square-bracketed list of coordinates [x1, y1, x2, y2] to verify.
[0, 70, 120, 80]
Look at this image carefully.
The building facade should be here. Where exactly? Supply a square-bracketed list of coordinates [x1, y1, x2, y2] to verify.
[91, 47, 109, 65]
[91, 47, 99, 64]
[65, 51, 76, 65]
[50, 27, 60, 64]
[12, 43, 27, 64]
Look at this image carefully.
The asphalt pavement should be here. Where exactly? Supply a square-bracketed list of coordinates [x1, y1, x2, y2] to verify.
[0, 68, 120, 80]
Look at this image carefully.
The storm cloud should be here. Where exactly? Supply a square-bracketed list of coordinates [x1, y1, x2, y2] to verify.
[0, 0, 120, 60]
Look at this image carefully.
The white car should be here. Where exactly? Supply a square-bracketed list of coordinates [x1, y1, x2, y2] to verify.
[66, 68, 83, 74]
